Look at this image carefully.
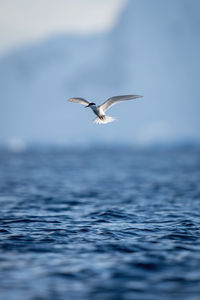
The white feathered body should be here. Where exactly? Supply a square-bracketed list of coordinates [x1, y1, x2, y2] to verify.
[68, 94, 143, 124]
[90, 104, 115, 124]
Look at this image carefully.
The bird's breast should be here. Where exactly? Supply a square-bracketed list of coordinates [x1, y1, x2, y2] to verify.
[97, 106, 105, 117]
[91, 106, 103, 117]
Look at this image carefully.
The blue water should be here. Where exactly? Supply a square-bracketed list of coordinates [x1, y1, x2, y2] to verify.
[0, 147, 200, 300]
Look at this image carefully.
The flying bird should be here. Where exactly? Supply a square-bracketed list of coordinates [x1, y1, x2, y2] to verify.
[68, 95, 143, 124]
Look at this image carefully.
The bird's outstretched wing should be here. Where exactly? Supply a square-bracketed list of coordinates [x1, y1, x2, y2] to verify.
[100, 95, 143, 112]
[68, 97, 90, 106]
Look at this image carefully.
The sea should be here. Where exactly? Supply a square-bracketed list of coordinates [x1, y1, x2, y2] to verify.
[0, 146, 200, 300]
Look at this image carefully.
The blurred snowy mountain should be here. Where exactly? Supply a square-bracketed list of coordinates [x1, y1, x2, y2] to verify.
[0, 0, 200, 145]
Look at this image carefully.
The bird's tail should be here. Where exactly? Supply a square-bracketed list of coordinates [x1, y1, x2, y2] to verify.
[93, 115, 115, 124]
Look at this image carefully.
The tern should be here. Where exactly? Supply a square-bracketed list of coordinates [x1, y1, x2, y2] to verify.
[68, 94, 143, 124]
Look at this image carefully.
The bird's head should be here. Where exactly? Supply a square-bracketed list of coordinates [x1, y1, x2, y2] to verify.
[85, 102, 96, 108]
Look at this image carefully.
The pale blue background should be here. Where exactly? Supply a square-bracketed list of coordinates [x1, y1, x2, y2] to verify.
[0, 0, 200, 146]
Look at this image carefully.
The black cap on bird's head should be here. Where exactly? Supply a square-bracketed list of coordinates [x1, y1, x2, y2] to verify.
[85, 102, 96, 108]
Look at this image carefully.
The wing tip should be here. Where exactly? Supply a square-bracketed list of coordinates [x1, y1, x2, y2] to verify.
[68, 98, 78, 103]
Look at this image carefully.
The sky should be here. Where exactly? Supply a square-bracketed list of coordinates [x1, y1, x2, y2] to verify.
[0, 0, 200, 148]
[0, 0, 126, 56]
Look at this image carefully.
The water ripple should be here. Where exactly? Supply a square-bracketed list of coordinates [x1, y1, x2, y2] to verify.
[0, 147, 200, 300]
